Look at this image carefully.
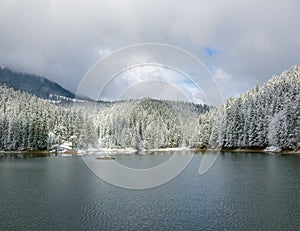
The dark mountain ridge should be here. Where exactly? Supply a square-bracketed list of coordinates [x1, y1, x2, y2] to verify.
[0, 67, 75, 99]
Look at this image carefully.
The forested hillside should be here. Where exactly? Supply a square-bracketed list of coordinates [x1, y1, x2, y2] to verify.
[0, 87, 208, 150]
[0, 66, 299, 152]
[198, 65, 300, 151]
[0, 67, 74, 99]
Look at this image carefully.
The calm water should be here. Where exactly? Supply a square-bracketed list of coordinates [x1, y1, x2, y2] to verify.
[0, 152, 299, 231]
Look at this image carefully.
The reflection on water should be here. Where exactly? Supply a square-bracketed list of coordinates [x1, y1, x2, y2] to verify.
[0, 152, 299, 231]
[0, 152, 52, 159]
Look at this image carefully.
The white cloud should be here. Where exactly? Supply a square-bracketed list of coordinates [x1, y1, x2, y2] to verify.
[100, 65, 205, 103]
[214, 69, 232, 82]
[0, 0, 299, 100]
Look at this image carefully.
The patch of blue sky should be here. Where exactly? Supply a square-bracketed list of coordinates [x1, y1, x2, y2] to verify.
[204, 47, 218, 57]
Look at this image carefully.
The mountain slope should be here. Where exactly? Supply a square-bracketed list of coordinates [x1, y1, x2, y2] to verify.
[198, 65, 300, 151]
[0, 65, 298, 151]
[0, 86, 208, 150]
[0, 67, 74, 99]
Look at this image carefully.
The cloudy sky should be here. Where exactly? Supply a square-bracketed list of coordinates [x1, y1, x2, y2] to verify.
[0, 0, 299, 102]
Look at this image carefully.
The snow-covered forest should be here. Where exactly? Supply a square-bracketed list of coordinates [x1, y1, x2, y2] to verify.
[0, 86, 208, 150]
[0, 66, 299, 151]
[198, 65, 300, 151]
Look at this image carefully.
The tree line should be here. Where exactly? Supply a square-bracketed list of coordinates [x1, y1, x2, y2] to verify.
[0, 65, 299, 151]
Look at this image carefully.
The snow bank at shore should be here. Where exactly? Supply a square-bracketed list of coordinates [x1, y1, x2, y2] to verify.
[77, 147, 197, 154]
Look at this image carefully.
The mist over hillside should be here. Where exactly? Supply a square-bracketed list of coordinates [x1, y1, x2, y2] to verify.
[0, 67, 74, 99]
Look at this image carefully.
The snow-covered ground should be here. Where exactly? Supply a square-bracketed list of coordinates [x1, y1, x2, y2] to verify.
[77, 146, 197, 155]
[264, 146, 281, 152]
[147, 147, 193, 152]
[77, 147, 138, 154]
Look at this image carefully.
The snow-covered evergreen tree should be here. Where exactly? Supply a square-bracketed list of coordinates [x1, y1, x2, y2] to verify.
[201, 65, 300, 151]
[0, 65, 298, 151]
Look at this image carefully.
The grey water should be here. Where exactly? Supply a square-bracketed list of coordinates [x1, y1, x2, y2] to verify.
[0, 152, 299, 231]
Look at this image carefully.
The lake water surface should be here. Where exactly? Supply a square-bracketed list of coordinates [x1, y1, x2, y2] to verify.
[0, 152, 299, 230]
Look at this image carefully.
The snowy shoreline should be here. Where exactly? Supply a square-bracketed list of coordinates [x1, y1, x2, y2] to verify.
[0, 147, 299, 155]
[219, 148, 300, 155]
